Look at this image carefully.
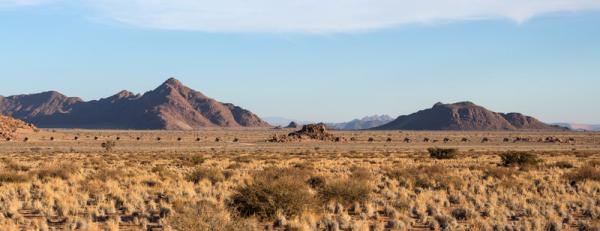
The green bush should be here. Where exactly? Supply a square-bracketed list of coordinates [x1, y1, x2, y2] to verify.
[499, 151, 541, 167]
[428, 148, 459, 159]
[229, 168, 314, 220]
[187, 167, 225, 184]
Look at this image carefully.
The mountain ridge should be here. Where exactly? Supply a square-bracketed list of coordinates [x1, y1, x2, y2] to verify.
[0, 78, 269, 130]
[373, 101, 564, 131]
[329, 115, 394, 130]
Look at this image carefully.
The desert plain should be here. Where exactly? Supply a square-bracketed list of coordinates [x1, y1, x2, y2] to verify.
[1, 128, 599, 231]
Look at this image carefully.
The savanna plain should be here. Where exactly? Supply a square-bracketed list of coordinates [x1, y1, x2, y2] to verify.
[1, 129, 599, 231]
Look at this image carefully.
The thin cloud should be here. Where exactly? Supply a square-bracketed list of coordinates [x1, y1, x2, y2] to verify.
[0, 0, 52, 7]
[4, 0, 600, 32]
[85, 0, 600, 32]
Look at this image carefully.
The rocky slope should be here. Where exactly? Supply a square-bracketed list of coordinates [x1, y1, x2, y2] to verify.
[0, 114, 37, 139]
[373, 102, 564, 131]
[0, 78, 270, 130]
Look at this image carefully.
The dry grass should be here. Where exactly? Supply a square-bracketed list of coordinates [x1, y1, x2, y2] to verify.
[0, 129, 598, 230]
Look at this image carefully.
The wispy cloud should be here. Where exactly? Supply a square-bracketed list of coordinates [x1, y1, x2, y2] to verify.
[4, 0, 600, 32]
[0, 0, 53, 7]
[85, 0, 600, 32]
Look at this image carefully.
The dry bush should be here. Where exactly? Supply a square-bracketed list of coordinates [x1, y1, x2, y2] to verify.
[101, 141, 116, 152]
[36, 163, 79, 180]
[182, 154, 205, 166]
[564, 166, 600, 183]
[0, 171, 30, 183]
[500, 151, 541, 167]
[550, 161, 574, 169]
[481, 166, 518, 179]
[92, 168, 127, 181]
[306, 175, 326, 189]
[319, 179, 371, 205]
[187, 167, 225, 184]
[349, 166, 373, 182]
[169, 199, 256, 231]
[3, 160, 30, 172]
[387, 166, 462, 190]
[229, 168, 314, 220]
[428, 148, 458, 159]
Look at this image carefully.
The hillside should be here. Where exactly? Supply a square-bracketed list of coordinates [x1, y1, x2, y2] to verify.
[373, 102, 564, 131]
[0, 78, 270, 130]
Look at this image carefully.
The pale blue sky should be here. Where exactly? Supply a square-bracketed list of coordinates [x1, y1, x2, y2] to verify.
[1, 1, 599, 123]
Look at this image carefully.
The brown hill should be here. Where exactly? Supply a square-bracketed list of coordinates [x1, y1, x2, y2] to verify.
[0, 78, 270, 130]
[373, 101, 564, 131]
[0, 114, 37, 140]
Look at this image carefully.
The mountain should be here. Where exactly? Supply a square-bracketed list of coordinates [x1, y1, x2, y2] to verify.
[552, 123, 600, 131]
[373, 101, 564, 131]
[329, 115, 394, 130]
[262, 116, 313, 127]
[0, 78, 270, 130]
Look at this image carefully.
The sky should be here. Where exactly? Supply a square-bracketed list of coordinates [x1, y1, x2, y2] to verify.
[1, 1, 599, 124]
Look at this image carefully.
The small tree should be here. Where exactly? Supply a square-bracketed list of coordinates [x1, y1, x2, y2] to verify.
[101, 140, 116, 152]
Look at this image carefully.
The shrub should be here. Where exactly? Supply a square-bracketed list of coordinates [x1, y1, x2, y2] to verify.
[319, 179, 371, 205]
[101, 141, 116, 152]
[551, 161, 574, 169]
[307, 176, 326, 189]
[428, 148, 458, 159]
[229, 168, 314, 220]
[481, 167, 518, 179]
[169, 199, 255, 231]
[386, 166, 462, 190]
[187, 167, 225, 184]
[36, 163, 79, 180]
[185, 154, 205, 166]
[0, 171, 30, 183]
[564, 166, 600, 183]
[500, 151, 541, 167]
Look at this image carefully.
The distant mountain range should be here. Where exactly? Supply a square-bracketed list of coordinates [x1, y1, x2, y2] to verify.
[0, 78, 269, 130]
[0, 82, 581, 131]
[328, 115, 394, 130]
[261, 117, 313, 127]
[552, 123, 600, 131]
[373, 102, 565, 131]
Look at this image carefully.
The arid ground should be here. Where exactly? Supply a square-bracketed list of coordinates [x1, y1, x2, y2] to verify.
[1, 129, 599, 230]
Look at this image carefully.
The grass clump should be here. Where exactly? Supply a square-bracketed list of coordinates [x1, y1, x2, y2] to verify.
[187, 167, 225, 184]
[500, 151, 542, 167]
[169, 199, 255, 231]
[551, 161, 574, 169]
[319, 179, 371, 205]
[564, 166, 600, 183]
[229, 168, 314, 220]
[36, 163, 80, 180]
[0, 171, 30, 183]
[428, 148, 458, 159]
